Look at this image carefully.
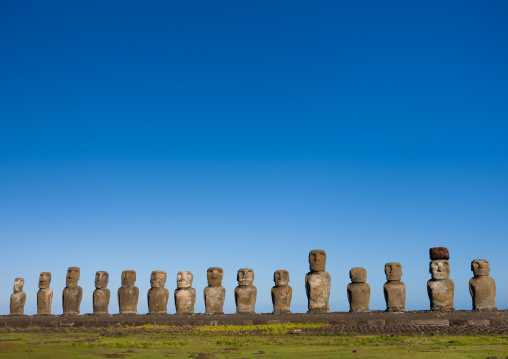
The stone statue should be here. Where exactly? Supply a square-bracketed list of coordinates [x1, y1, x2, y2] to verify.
[148, 270, 169, 314]
[10, 278, 26, 315]
[347, 267, 370, 312]
[271, 270, 292, 314]
[37, 272, 53, 315]
[469, 259, 496, 311]
[427, 247, 454, 311]
[383, 262, 406, 312]
[235, 268, 257, 314]
[204, 267, 226, 314]
[63, 267, 83, 315]
[305, 249, 331, 313]
[93, 271, 110, 315]
[175, 271, 196, 314]
[118, 270, 139, 314]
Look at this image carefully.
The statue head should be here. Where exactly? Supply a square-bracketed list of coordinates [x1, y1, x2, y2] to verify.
[207, 267, 224, 286]
[385, 262, 402, 281]
[429, 259, 450, 280]
[309, 249, 326, 272]
[350, 267, 367, 283]
[39, 272, 51, 289]
[13, 278, 24, 292]
[95, 271, 109, 289]
[121, 270, 136, 286]
[150, 271, 167, 288]
[177, 271, 193, 289]
[237, 268, 254, 286]
[471, 259, 490, 276]
[66, 267, 80, 287]
[273, 270, 290, 286]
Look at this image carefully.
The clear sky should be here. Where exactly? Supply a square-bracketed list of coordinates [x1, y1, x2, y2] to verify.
[1, 1, 507, 315]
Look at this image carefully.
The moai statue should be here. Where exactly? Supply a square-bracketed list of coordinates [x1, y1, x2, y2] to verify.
[10, 278, 26, 315]
[148, 271, 169, 314]
[305, 249, 331, 313]
[271, 270, 292, 314]
[383, 262, 406, 312]
[427, 247, 454, 311]
[347, 267, 370, 312]
[63, 267, 83, 315]
[93, 271, 110, 315]
[175, 271, 196, 314]
[469, 259, 497, 311]
[118, 270, 139, 314]
[235, 268, 257, 314]
[37, 272, 53, 314]
[204, 267, 226, 314]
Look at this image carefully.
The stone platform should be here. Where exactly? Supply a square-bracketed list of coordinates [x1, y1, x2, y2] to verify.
[1, 310, 507, 335]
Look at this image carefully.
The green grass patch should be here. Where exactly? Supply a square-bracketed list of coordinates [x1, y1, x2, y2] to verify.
[0, 325, 507, 358]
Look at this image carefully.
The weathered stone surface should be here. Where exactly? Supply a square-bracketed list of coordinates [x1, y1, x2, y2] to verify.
[305, 249, 331, 314]
[414, 319, 449, 326]
[148, 271, 169, 314]
[428, 259, 454, 311]
[118, 270, 139, 314]
[384, 263, 406, 312]
[430, 246, 449, 260]
[305, 271, 331, 313]
[10, 278, 26, 315]
[469, 259, 496, 311]
[37, 272, 53, 315]
[204, 267, 225, 314]
[175, 271, 196, 314]
[63, 267, 82, 315]
[93, 271, 110, 315]
[235, 268, 257, 314]
[271, 270, 292, 314]
[347, 267, 370, 312]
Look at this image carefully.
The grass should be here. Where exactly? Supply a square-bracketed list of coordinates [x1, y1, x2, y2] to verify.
[0, 324, 507, 358]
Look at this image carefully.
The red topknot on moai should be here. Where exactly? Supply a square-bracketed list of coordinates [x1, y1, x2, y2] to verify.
[429, 246, 449, 260]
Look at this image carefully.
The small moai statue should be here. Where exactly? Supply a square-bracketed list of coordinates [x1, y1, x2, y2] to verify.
[271, 270, 292, 314]
[305, 249, 331, 313]
[118, 270, 139, 314]
[148, 270, 169, 314]
[63, 267, 83, 315]
[93, 271, 110, 315]
[10, 278, 26, 315]
[175, 271, 196, 314]
[37, 272, 53, 315]
[427, 247, 454, 311]
[383, 262, 406, 312]
[469, 259, 497, 311]
[235, 268, 257, 314]
[204, 267, 226, 314]
[347, 267, 370, 312]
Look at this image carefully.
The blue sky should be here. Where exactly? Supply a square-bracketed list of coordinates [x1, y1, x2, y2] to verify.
[1, 1, 507, 315]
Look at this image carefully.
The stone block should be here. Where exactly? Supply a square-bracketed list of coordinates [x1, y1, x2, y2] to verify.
[414, 319, 449, 326]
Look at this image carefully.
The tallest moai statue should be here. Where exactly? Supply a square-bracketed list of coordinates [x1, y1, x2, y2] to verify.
[305, 249, 331, 313]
